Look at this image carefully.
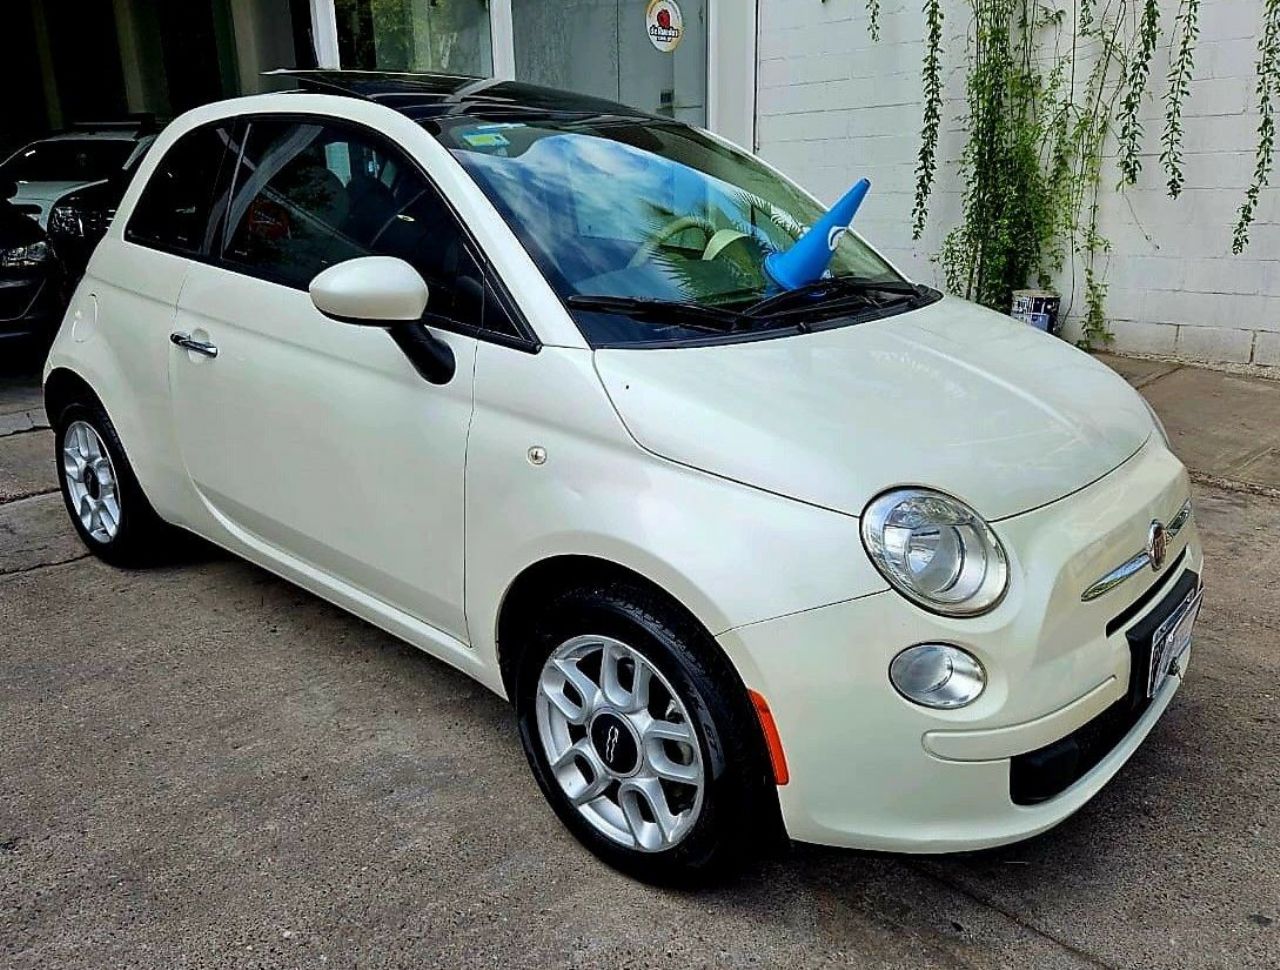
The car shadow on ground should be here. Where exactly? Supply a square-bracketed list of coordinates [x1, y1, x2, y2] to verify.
[174, 544, 1220, 897]
[211, 543, 1223, 953]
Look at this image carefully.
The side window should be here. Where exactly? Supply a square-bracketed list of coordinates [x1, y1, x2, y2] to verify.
[125, 125, 234, 254]
[222, 118, 515, 336]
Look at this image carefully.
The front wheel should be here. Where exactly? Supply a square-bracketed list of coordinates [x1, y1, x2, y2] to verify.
[515, 582, 780, 883]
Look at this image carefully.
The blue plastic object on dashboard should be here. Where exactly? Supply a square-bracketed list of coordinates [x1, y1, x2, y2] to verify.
[764, 178, 871, 291]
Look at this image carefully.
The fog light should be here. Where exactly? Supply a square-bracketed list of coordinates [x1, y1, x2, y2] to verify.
[889, 643, 986, 709]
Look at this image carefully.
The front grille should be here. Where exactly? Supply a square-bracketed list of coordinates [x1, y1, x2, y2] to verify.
[1010, 568, 1200, 805]
[1105, 548, 1188, 637]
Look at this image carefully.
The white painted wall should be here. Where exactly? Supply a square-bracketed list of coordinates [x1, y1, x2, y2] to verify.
[708, 0, 757, 149]
[754, 0, 1280, 365]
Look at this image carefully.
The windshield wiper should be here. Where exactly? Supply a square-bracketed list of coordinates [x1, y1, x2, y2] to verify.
[565, 294, 767, 334]
[742, 276, 922, 319]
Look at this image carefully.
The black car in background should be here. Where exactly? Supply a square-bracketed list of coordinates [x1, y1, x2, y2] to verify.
[0, 122, 156, 353]
[0, 182, 65, 350]
[0, 120, 156, 228]
[47, 140, 153, 284]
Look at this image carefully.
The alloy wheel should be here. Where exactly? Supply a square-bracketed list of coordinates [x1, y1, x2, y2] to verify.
[535, 634, 705, 853]
[62, 420, 121, 543]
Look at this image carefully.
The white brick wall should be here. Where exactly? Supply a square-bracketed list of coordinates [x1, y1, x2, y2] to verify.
[754, 0, 1280, 364]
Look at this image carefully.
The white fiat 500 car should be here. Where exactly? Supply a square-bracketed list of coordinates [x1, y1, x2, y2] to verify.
[45, 72, 1204, 882]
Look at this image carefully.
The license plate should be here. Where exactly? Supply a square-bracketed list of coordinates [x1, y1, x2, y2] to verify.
[1148, 587, 1202, 698]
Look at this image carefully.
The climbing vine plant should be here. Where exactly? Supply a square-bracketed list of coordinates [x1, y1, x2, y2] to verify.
[912, 0, 945, 239]
[1235, 0, 1280, 252]
[898, 0, 1280, 348]
[1116, 0, 1161, 187]
[937, 0, 1074, 310]
[1161, 0, 1200, 197]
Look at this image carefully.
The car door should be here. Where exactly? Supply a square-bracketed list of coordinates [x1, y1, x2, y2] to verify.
[168, 115, 484, 643]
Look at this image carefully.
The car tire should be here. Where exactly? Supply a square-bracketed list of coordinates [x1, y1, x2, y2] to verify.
[515, 580, 781, 884]
[54, 399, 176, 567]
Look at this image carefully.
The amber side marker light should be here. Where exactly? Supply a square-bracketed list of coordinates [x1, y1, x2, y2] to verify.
[748, 688, 790, 786]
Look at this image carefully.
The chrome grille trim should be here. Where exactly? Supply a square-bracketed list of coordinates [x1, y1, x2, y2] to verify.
[1080, 498, 1193, 603]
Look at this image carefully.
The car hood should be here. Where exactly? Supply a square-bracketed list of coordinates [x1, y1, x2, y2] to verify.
[593, 296, 1153, 520]
[11, 180, 98, 226]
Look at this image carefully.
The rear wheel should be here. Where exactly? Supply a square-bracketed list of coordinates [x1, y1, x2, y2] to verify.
[55, 400, 175, 567]
[515, 581, 780, 883]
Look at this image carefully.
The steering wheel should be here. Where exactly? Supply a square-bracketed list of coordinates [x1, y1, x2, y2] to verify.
[626, 216, 719, 269]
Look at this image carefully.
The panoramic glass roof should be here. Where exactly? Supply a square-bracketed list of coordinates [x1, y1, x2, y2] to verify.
[280, 70, 652, 126]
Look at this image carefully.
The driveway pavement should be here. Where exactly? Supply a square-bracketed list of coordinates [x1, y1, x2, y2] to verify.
[2, 349, 1278, 969]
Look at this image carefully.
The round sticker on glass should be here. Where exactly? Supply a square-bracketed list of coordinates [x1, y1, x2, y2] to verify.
[646, 0, 684, 52]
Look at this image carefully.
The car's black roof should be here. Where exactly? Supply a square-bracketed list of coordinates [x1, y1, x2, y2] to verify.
[275, 70, 659, 126]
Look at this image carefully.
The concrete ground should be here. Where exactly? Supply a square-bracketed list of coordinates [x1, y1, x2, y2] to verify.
[2, 348, 1278, 969]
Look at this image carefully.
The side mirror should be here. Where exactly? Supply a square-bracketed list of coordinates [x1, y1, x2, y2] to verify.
[310, 256, 455, 385]
[310, 256, 429, 324]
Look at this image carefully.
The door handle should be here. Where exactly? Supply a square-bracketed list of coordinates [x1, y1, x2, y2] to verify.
[170, 332, 218, 358]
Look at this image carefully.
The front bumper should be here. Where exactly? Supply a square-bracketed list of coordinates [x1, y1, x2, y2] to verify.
[718, 437, 1204, 852]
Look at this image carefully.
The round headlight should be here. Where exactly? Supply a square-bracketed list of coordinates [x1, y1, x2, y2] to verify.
[889, 643, 986, 708]
[861, 488, 1008, 616]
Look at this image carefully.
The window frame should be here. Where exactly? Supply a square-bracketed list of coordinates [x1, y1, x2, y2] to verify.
[128, 111, 539, 355]
[122, 120, 239, 259]
[214, 113, 538, 353]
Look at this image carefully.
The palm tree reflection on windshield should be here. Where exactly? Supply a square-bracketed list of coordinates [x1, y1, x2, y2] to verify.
[635, 186, 803, 308]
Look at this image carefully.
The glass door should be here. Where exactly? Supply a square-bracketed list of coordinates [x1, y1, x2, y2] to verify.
[334, 0, 493, 76]
[509, 0, 706, 125]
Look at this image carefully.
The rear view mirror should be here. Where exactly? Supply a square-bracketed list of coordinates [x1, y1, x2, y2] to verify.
[310, 256, 429, 324]
[311, 255, 455, 386]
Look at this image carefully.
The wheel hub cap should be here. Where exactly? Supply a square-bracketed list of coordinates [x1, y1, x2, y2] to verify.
[62, 420, 121, 543]
[589, 711, 640, 777]
[535, 634, 705, 854]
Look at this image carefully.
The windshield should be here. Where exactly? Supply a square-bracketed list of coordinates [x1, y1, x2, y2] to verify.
[0, 139, 134, 185]
[435, 117, 908, 345]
